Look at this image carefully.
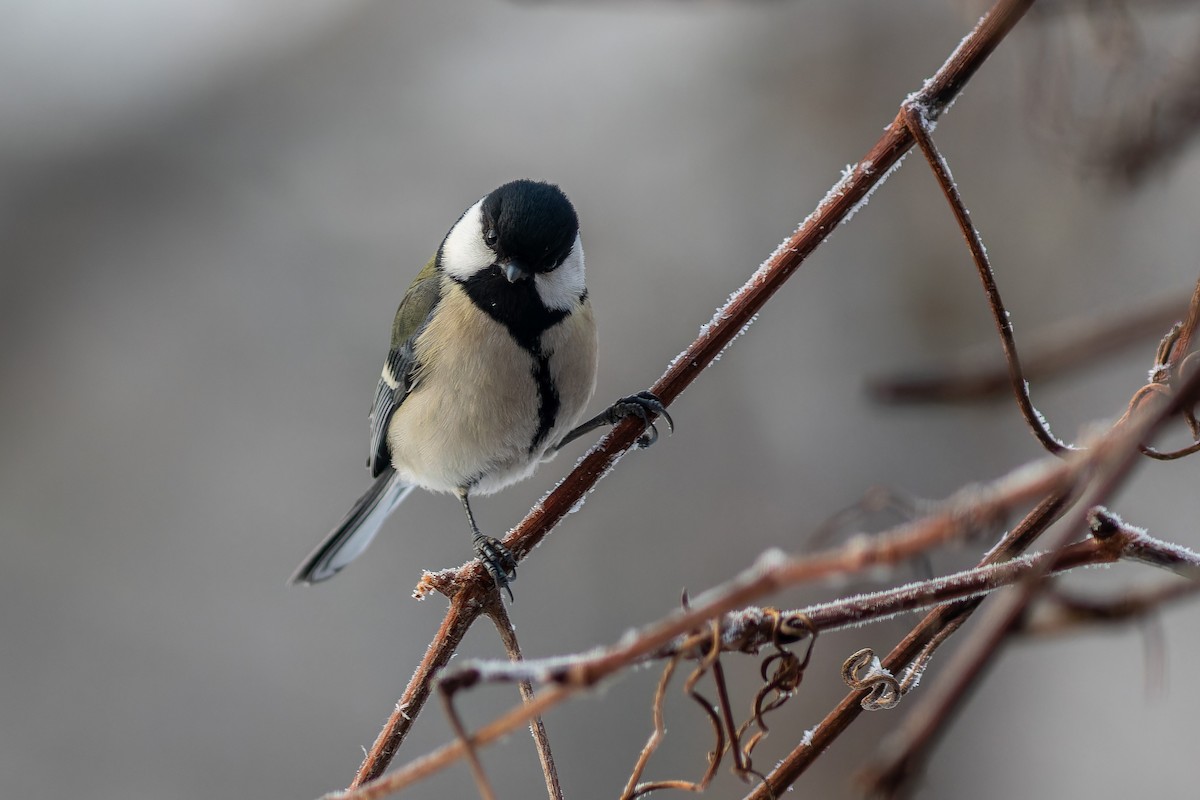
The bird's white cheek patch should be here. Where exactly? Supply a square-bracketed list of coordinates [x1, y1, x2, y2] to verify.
[439, 199, 493, 280]
[534, 235, 586, 311]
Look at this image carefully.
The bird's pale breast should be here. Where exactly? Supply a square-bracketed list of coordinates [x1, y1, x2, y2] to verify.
[386, 282, 596, 495]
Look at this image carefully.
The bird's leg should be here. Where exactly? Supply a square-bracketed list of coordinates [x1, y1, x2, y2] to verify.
[459, 490, 517, 601]
[554, 391, 674, 451]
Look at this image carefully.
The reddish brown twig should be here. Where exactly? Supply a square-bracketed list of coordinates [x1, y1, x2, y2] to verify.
[437, 681, 496, 800]
[438, 605, 563, 800]
[484, 601, 563, 800]
[900, 101, 1069, 455]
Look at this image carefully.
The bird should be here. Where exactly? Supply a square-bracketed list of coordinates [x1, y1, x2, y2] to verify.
[291, 179, 671, 597]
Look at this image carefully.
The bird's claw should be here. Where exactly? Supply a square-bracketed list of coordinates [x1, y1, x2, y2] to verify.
[608, 391, 674, 449]
[473, 533, 517, 601]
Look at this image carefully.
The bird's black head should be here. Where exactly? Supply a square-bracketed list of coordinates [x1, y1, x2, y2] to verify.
[480, 180, 578, 273]
[439, 180, 586, 336]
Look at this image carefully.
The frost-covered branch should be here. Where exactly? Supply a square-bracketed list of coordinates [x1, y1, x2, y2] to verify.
[446, 522, 1196, 687]
[328, 481, 1200, 799]
[900, 102, 1071, 455]
[482, 601, 563, 800]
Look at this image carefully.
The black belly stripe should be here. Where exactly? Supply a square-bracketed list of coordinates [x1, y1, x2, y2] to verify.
[528, 345, 560, 455]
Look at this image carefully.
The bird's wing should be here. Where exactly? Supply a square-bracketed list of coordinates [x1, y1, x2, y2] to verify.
[368, 256, 442, 477]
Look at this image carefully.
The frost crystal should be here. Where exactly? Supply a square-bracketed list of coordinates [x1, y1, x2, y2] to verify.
[867, 655, 892, 680]
[1027, 401, 1075, 451]
[841, 156, 905, 226]
[534, 441, 628, 521]
[709, 313, 759, 365]
[800, 726, 816, 748]
[898, 662, 925, 691]
[1017, 379, 1077, 452]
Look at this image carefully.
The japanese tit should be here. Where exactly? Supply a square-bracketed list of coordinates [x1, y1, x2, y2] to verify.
[292, 179, 670, 595]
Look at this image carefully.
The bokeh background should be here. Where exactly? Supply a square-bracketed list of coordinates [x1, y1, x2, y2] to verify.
[3, 1, 1199, 798]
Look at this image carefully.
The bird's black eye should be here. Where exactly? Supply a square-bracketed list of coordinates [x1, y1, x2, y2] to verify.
[484, 228, 498, 246]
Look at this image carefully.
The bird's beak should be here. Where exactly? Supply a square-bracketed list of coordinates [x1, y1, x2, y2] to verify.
[503, 261, 531, 283]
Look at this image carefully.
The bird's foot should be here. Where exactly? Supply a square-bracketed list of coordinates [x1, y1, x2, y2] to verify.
[473, 533, 517, 601]
[606, 391, 675, 449]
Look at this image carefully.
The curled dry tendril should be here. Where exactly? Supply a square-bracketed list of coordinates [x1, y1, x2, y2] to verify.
[841, 648, 902, 711]
[734, 611, 819, 781]
[623, 608, 819, 799]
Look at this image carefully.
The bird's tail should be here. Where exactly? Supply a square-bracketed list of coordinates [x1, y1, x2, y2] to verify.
[290, 470, 415, 585]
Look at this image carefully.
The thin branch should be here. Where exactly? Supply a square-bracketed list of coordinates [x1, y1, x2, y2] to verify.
[332, 687, 574, 800]
[483, 601, 563, 800]
[437, 681, 496, 800]
[901, 102, 1068, 454]
[347, 585, 481, 790]
[340, 0, 1043, 791]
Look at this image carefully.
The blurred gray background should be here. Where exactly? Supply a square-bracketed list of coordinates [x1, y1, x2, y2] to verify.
[3, 1, 1199, 798]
